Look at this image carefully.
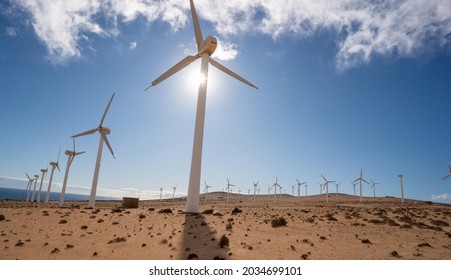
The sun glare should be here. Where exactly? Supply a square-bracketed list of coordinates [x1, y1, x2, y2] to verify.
[188, 70, 207, 89]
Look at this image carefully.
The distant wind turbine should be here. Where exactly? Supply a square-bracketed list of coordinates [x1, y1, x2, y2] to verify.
[351, 181, 357, 197]
[72, 93, 115, 209]
[36, 167, 48, 203]
[370, 179, 379, 198]
[203, 180, 212, 202]
[31, 174, 39, 202]
[253, 181, 259, 202]
[353, 169, 369, 203]
[225, 178, 235, 203]
[334, 182, 341, 196]
[25, 173, 35, 202]
[319, 183, 323, 195]
[296, 179, 306, 199]
[173, 185, 177, 201]
[146, 0, 257, 214]
[443, 163, 451, 180]
[59, 138, 85, 207]
[305, 184, 308, 196]
[45, 148, 61, 203]
[271, 177, 281, 201]
[321, 175, 335, 203]
[160, 188, 163, 201]
[291, 184, 295, 196]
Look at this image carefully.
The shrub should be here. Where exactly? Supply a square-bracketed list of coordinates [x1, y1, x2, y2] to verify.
[0, 214, 5, 221]
[271, 217, 287, 227]
[219, 234, 230, 248]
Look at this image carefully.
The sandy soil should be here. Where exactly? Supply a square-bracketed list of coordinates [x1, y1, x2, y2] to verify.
[1, 193, 450, 260]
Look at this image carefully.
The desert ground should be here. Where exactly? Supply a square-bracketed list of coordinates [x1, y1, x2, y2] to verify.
[1, 193, 450, 260]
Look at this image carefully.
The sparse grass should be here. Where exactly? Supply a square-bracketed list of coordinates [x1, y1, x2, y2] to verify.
[139, 213, 146, 219]
[159, 209, 172, 214]
[107, 237, 127, 244]
[59, 219, 67, 224]
[81, 225, 88, 230]
[271, 217, 287, 227]
[219, 234, 230, 248]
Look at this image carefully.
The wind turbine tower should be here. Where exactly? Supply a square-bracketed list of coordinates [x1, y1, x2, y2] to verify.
[253, 181, 259, 202]
[351, 181, 357, 196]
[25, 173, 35, 202]
[59, 139, 85, 207]
[334, 182, 341, 196]
[31, 175, 39, 202]
[443, 163, 451, 180]
[160, 188, 163, 201]
[72, 93, 115, 209]
[45, 149, 60, 203]
[370, 180, 379, 198]
[203, 180, 212, 202]
[398, 174, 405, 203]
[225, 178, 235, 203]
[36, 167, 48, 203]
[321, 175, 335, 203]
[146, 0, 257, 213]
[353, 169, 369, 203]
[173, 185, 176, 201]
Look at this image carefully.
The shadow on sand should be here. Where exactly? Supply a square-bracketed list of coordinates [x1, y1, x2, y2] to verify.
[178, 213, 229, 260]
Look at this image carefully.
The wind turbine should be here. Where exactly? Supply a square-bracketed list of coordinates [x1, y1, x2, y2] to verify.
[146, 0, 258, 213]
[271, 177, 281, 201]
[31, 174, 39, 202]
[443, 163, 451, 180]
[319, 183, 323, 194]
[334, 182, 341, 196]
[305, 184, 308, 196]
[321, 175, 335, 203]
[173, 185, 177, 201]
[296, 179, 306, 198]
[398, 174, 405, 203]
[370, 179, 379, 198]
[353, 169, 369, 203]
[25, 173, 35, 202]
[351, 181, 357, 197]
[225, 178, 235, 203]
[253, 181, 259, 201]
[291, 184, 295, 196]
[203, 180, 212, 202]
[36, 167, 48, 203]
[72, 93, 115, 209]
[160, 188, 163, 201]
[59, 138, 85, 207]
[45, 148, 61, 203]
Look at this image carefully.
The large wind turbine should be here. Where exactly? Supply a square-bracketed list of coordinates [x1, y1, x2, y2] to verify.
[296, 179, 306, 198]
[398, 174, 405, 203]
[271, 177, 281, 201]
[45, 148, 61, 203]
[36, 167, 48, 203]
[334, 182, 341, 196]
[59, 138, 85, 207]
[253, 181, 259, 201]
[321, 175, 335, 203]
[31, 174, 39, 202]
[351, 181, 357, 196]
[203, 180, 212, 202]
[353, 169, 369, 203]
[72, 93, 115, 209]
[146, 0, 257, 213]
[443, 163, 451, 180]
[370, 179, 379, 198]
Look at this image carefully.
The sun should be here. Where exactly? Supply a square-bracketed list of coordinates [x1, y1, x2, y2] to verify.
[187, 69, 207, 89]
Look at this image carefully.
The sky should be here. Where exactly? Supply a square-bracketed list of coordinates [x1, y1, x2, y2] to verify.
[0, 0, 450, 202]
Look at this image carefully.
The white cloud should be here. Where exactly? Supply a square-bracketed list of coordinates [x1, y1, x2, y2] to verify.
[431, 193, 451, 200]
[212, 40, 238, 61]
[129, 41, 137, 51]
[5, 27, 18, 37]
[9, 0, 451, 69]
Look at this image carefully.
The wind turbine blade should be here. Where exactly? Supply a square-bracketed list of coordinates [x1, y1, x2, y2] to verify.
[72, 128, 98, 138]
[101, 132, 115, 159]
[362, 178, 370, 184]
[145, 55, 199, 90]
[443, 175, 450, 180]
[296, 179, 300, 184]
[57, 164, 60, 172]
[25, 172, 31, 180]
[57, 146, 61, 163]
[209, 58, 258, 90]
[75, 151, 86, 156]
[321, 174, 327, 181]
[99, 92, 115, 127]
[352, 178, 359, 183]
[189, 0, 203, 50]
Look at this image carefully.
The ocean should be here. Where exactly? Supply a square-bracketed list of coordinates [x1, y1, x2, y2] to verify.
[0, 187, 118, 201]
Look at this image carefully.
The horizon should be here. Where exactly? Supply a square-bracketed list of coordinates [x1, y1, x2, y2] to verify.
[1, 1, 450, 206]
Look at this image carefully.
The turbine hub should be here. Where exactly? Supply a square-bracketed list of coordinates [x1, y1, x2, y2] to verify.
[65, 150, 75, 156]
[100, 127, 111, 135]
[199, 36, 217, 56]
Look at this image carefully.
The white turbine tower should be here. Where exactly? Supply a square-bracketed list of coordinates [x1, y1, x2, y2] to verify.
[36, 167, 48, 203]
[172, 185, 177, 201]
[72, 93, 115, 209]
[351, 181, 357, 197]
[59, 138, 85, 207]
[146, 0, 257, 213]
[271, 177, 281, 201]
[334, 182, 341, 196]
[160, 188, 163, 201]
[398, 174, 405, 203]
[319, 183, 323, 194]
[296, 179, 306, 198]
[225, 178, 235, 203]
[305, 184, 308, 196]
[45, 148, 61, 203]
[353, 169, 369, 203]
[25, 173, 35, 202]
[443, 163, 451, 180]
[321, 175, 335, 203]
[203, 180, 212, 202]
[31, 174, 39, 202]
[253, 181, 259, 202]
[370, 179, 379, 198]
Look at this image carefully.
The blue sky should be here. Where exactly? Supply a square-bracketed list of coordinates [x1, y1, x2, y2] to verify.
[0, 0, 450, 202]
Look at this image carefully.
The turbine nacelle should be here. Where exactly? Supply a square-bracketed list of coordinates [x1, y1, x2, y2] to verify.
[50, 161, 58, 167]
[199, 36, 217, 56]
[40, 168, 48, 173]
[99, 127, 111, 135]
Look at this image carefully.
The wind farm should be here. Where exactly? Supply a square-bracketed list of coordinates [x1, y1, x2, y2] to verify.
[1, 0, 451, 264]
